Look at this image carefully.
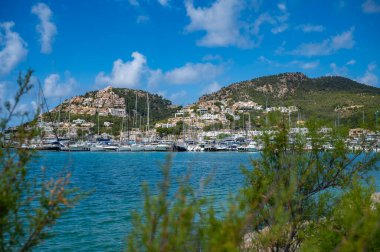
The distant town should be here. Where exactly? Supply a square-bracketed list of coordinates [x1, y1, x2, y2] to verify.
[4, 86, 379, 153]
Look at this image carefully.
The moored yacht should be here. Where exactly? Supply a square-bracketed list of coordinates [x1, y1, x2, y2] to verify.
[246, 141, 259, 152]
[90, 144, 105, 152]
[238, 141, 259, 152]
[118, 145, 131, 151]
[130, 144, 145, 152]
[103, 144, 119, 151]
[35, 140, 62, 151]
[65, 142, 90, 151]
[144, 144, 156, 151]
[173, 142, 187, 152]
[155, 143, 171, 151]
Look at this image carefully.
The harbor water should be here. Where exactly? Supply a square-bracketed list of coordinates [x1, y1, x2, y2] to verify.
[31, 152, 379, 251]
[33, 152, 258, 251]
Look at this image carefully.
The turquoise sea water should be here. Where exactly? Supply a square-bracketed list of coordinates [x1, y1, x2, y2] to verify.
[30, 152, 379, 251]
[33, 152, 259, 251]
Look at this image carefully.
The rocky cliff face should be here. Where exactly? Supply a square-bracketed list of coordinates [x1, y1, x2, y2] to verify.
[53, 86, 126, 116]
[51, 86, 179, 124]
[199, 72, 308, 102]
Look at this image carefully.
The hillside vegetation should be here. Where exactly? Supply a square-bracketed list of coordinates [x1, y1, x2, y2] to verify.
[46, 73, 380, 132]
[47, 86, 178, 135]
[199, 72, 380, 128]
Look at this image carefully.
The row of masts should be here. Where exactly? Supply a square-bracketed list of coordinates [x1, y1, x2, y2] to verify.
[119, 93, 150, 142]
[37, 83, 153, 141]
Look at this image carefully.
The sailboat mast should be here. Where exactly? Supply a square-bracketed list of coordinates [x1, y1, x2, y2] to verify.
[120, 117, 123, 143]
[58, 101, 61, 137]
[146, 93, 150, 131]
[97, 111, 99, 136]
[125, 96, 130, 141]
[248, 113, 251, 131]
[135, 93, 138, 128]
[182, 111, 185, 142]
[37, 79, 59, 140]
[68, 100, 71, 123]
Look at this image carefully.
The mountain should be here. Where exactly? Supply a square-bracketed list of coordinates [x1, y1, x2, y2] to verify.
[47, 73, 379, 134]
[50, 86, 178, 132]
[198, 72, 380, 126]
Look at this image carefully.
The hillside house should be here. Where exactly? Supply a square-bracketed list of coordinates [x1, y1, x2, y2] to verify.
[109, 108, 126, 117]
[104, 121, 113, 127]
[201, 113, 219, 120]
[290, 127, 309, 135]
[197, 107, 208, 115]
[155, 123, 176, 128]
[349, 128, 371, 138]
[73, 118, 86, 125]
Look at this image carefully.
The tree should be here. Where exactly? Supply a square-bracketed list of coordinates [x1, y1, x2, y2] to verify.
[0, 70, 79, 251]
[127, 122, 379, 251]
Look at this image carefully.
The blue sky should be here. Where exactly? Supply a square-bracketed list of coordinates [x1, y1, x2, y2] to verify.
[1, 0, 380, 110]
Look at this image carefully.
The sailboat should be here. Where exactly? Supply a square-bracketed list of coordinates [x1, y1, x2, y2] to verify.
[173, 108, 187, 152]
[118, 116, 131, 151]
[143, 93, 156, 151]
[32, 80, 63, 151]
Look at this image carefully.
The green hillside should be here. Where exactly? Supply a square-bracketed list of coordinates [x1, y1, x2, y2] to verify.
[199, 72, 380, 129]
[46, 87, 178, 136]
[44, 72, 380, 135]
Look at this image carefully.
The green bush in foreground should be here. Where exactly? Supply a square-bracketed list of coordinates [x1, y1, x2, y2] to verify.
[128, 126, 379, 251]
[0, 71, 79, 251]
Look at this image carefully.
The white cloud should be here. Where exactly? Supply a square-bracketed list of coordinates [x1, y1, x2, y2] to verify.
[169, 90, 187, 103]
[251, 13, 275, 35]
[157, 90, 167, 98]
[258, 55, 272, 64]
[201, 82, 221, 95]
[368, 63, 376, 71]
[14, 103, 31, 115]
[164, 62, 222, 84]
[44, 73, 76, 98]
[158, 0, 169, 6]
[258, 56, 319, 70]
[185, 0, 252, 48]
[147, 69, 163, 89]
[298, 61, 319, 69]
[0, 81, 8, 102]
[185, 0, 290, 47]
[290, 28, 355, 57]
[250, 3, 289, 36]
[148, 62, 223, 86]
[95, 52, 147, 88]
[271, 23, 288, 34]
[96, 52, 223, 89]
[31, 3, 57, 54]
[202, 54, 223, 62]
[277, 3, 287, 12]
[296, 24, 325, 33]
[329, 63, 348, 76]
[331, 28, 355, 50]
[358, 63, 378, 86]
[136, 15, 149, 24]
[271, 3, 289, 34]
[346, 59, 356, 65]
[0, 22, 28, 76]
[362, 0, 380, 13]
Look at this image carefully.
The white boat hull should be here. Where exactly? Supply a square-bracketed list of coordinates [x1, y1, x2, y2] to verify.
[118, 145, 131, 151]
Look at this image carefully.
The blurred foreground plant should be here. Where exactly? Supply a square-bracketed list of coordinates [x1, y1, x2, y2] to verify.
[0, 70, 80, 251]
[128, 124, 379, 251]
